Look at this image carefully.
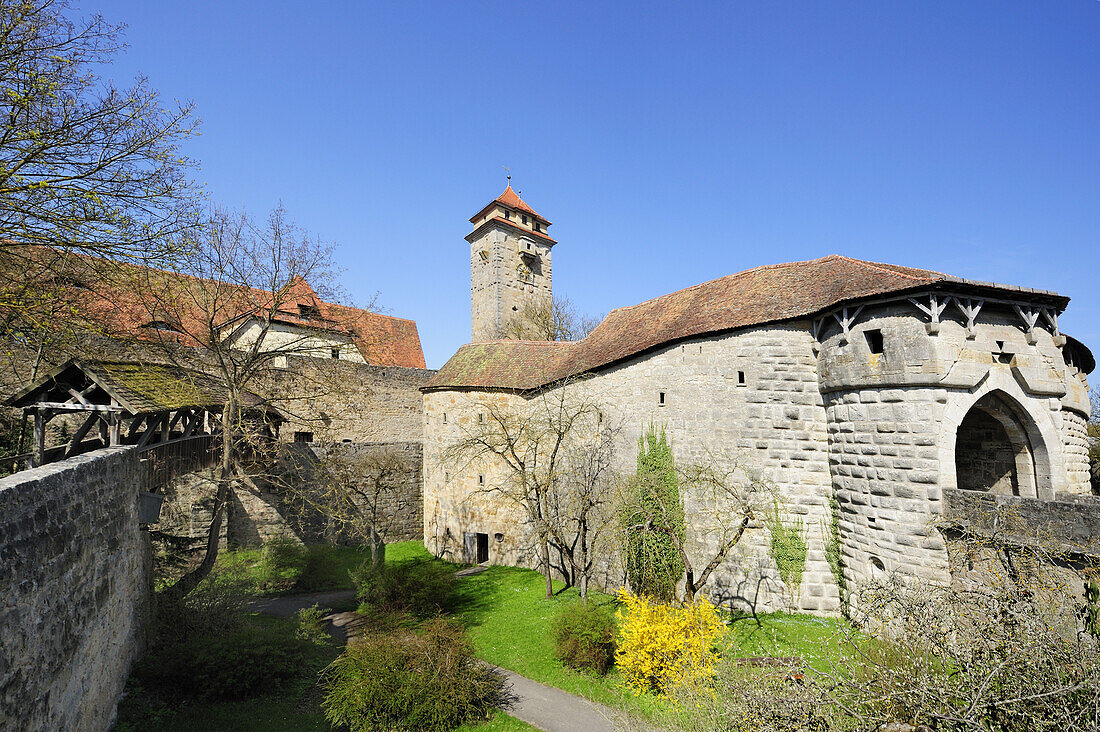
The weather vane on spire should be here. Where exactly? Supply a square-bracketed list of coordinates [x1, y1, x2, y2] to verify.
[504, 165, 511, 185]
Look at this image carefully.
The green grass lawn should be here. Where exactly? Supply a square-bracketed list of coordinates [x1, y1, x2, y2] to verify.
[393, 543, 854, 724]
[133, 540, 852, 731]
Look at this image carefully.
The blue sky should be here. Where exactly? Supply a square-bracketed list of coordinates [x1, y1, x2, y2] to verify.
[98, 0, 1099, 369]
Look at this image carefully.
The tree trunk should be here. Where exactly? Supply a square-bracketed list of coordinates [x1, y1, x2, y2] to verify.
[166, 397, 235, 600]
[539, 535, 553, 599]
[167, 472, 229, 600]
[369, 527, 386, 569]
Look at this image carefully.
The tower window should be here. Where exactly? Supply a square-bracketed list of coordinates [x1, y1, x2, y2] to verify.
[522, 214, 528, 225]
[478, 474, 485, 485]
[659, 392, 666, 406]
[865, 329, 884, 355]
[478, 413, 484, 424]
[331, 348, 340, 359]
[504, 210, 511, 220]
[534, 222, 541, 232]
[442, 412, 447, 423]
[737, 370, 746, 385]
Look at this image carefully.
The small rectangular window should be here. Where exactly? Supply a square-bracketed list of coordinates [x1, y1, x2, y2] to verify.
[442, 412, 447, 423]
[534, 222, 541, 232]
[293, 431, 314, 443]
[738, 370, 746, 385]
[478, 474, 485, 485]
[331, 348, 340, 359]
[504, 210, 511, 220]
[865, 329, 884, 354]
[478, 413, 485, 424]
[659, 392, 666, 406]
[522, 214, 528, 225]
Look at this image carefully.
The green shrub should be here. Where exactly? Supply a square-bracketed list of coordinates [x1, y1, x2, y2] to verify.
[134, 621, 311, 700]
[295, 603, 331, 646]
[321, 618, 512, 732]
[260, 535, 309, 593]
[352, 558, 457, 618]
[294, 544, 347, 592]
[552, 600, 618, 675]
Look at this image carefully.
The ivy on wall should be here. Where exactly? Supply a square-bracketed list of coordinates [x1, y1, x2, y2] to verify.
[624, 425, 685, 602]
[765, 499, 808, 608]
[822, 495, 847, 614]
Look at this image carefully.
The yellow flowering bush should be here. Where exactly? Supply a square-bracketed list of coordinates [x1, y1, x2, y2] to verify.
[615, 589, 725, 696]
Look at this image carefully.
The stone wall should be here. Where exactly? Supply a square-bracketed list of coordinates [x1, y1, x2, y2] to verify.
[225, 442, 424, 548]
[943, 488, 1100, 556]
[0, 447, 150, 732]
[424, 323, 840, 615]
[265, 356, 434, 444]
[817, 300, 1091, 596]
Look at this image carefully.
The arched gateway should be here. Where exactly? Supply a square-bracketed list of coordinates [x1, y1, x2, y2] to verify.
[954, 391, 1044, 498]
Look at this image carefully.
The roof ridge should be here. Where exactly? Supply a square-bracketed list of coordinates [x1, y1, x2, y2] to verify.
[469, 339, 576, 346]
[602, 255, 842, 316]
[836, 255, 944, 283]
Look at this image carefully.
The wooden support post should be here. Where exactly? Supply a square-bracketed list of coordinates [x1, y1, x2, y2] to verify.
[831, 305, 864, 344]
[65, 412, 100, 457]
[1014, 304, 1040, 344]
[909, 293, 950, 334]
[33, 411, 46, 467]
[953, 298, 984, 339]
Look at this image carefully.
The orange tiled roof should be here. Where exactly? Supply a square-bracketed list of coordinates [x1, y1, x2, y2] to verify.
[34, 250, 427, 369]
[469, 185, 551, 225]
[425, 255, 1068, 391]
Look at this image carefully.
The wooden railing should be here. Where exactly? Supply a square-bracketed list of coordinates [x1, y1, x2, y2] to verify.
[138, 434, 219, 488]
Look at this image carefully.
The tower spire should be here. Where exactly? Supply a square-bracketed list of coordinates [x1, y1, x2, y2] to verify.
[466, 186, 556, 342]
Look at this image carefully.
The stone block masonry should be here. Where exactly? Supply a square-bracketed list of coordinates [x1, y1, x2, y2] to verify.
[0, 447, 150, 732]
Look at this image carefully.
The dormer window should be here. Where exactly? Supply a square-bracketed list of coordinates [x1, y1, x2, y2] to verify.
[504, 210, 511, 220]
[142, 320, 182, 333]
[533, 222, 541, 232]
[522, 214, 528, 225]
[299, 303, 321, 319]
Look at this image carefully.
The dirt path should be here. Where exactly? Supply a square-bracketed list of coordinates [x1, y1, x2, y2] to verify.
[247, 589, 355, 618]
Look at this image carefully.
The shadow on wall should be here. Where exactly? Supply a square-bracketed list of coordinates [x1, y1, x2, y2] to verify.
[158, 442, 424, 549]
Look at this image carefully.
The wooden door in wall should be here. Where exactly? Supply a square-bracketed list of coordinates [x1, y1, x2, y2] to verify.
[463, 532, 477, 563]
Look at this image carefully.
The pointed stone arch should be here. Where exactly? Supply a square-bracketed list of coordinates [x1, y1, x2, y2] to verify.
[939, 370, 1063, 500]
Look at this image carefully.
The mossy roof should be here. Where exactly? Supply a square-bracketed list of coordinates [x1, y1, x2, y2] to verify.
[8, 359, 272, 416]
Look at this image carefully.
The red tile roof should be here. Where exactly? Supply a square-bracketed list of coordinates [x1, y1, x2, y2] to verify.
[35, 250, 427, 369]
[425, 255, 1068, 391]
[469, 185, 551, 225]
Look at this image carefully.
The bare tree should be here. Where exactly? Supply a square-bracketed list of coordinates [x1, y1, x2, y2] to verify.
[284, 443, 412, 569]
[128, 205, 362, 599]
[0, 0, 200, 262]
[445, 378, 618, 599]
[500, 294, 601, 341]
